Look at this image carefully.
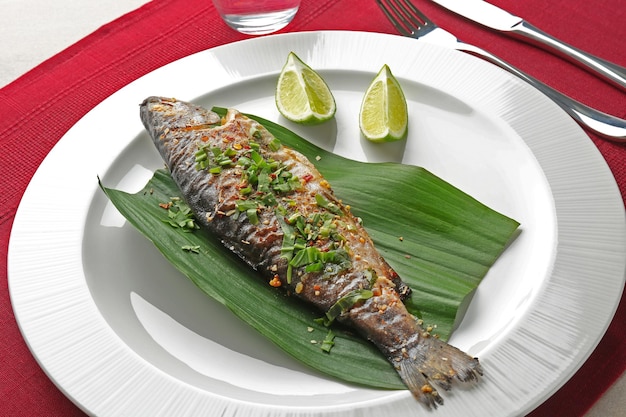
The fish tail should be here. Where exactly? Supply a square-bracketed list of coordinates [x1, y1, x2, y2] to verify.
[394, 334, 483, 408]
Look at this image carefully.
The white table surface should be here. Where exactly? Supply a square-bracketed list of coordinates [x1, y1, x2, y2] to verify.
[1, 1, 624, 416]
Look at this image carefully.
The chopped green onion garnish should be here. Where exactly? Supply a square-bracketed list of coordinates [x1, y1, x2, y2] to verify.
[250, 128, 262, 141]
[315, 194, 342, 215]
[268, 137, 282, 152]
[161, 199, 200, 232]
[251, 150, 264, 165]
[235, 200, 258, 211]
[181, 245, 201, 253]
[320, 330, 336, 353]
[305, 262, 324, 273]
[320, 289, 374, 327]
[246, 208, 259, 225]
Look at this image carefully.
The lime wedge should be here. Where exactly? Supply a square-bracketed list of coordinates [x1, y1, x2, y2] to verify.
[276, 52, 336, 125]
[359, 65, 408, 142]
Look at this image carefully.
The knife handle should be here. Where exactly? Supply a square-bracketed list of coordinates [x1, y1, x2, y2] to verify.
[511, 20, 626, 90]
[457, 41, 626, 141]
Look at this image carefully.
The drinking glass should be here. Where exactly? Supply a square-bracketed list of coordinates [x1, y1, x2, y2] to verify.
[212, 0, 301, 35]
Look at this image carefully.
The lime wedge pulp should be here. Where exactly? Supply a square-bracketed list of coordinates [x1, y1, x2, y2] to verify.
[276, 52, 336, 125]
[359, 64, 408, 142]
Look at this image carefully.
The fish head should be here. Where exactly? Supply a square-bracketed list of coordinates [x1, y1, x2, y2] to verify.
[140, 96, 221, 137]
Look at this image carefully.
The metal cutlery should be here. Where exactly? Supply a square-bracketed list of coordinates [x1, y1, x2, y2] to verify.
[376, 0, 626, 142]
[430, 0, 626, 90]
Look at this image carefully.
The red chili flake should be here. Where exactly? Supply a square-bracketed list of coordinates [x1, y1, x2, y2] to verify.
[201, 136, 209, 142]
[313, 284, 321, 291]
[302, 174, 314, 183]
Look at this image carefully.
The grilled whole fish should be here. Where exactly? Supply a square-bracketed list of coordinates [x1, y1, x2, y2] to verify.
[140, 96, 482, 407]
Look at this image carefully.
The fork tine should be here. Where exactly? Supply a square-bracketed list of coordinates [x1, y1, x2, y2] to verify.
[376, 0, 434, 38]
[376, 0, 413, 37]
[395, 0, 431, 26]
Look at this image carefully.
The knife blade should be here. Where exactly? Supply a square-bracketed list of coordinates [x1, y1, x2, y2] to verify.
[430, 0, 626, 90]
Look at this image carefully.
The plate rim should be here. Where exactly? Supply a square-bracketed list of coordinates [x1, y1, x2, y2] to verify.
[8, 30, 626, 417]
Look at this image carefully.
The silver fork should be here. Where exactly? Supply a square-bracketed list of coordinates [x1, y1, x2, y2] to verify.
[376, 0, 626, 142]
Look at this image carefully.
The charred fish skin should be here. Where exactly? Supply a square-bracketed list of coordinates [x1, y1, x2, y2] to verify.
[140, 96, 482, 407]
[140, 97, 403, 309]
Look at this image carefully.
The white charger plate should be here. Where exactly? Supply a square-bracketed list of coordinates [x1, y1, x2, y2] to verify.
[8, 31, 626, 416]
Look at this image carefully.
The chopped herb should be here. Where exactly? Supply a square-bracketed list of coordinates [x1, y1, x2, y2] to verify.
[364, 269, 378, 288]
[278, 209, 351, 282]
[314, 193, 342, 215]
[195, 145, 235, 172]
[182, 245, 201, 253]
[234, 200, 260, 225]
[161, 198, 199, 232]
[235, 199, 259, 212]
[246, 208, 259, 225]
[250, 127, 263, 140]
[305, 262, 324, 273]
[318, 289, 374, 327]
[276, 214, 296, 283]
[289, 246, 350, 271]
[192, 127, 350, 281]
[268, 137, 282, 151]
[320, 330, 336, 353]
[225, 140, 301, 224]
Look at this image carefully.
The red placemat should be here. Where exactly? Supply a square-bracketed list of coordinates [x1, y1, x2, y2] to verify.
[1, 0, 624, 416]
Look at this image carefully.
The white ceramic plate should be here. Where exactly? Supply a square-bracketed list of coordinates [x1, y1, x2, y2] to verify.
[8, 31, 626, 417]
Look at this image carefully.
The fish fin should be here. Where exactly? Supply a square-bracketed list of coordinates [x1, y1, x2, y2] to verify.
[394, 335, 483, 408]
[397, 359, 444, 408]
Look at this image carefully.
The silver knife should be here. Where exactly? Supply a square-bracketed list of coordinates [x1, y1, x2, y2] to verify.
[430, 0, 626, 90]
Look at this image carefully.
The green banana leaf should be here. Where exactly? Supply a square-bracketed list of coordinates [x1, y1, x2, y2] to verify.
[101, 111, 519, 390]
